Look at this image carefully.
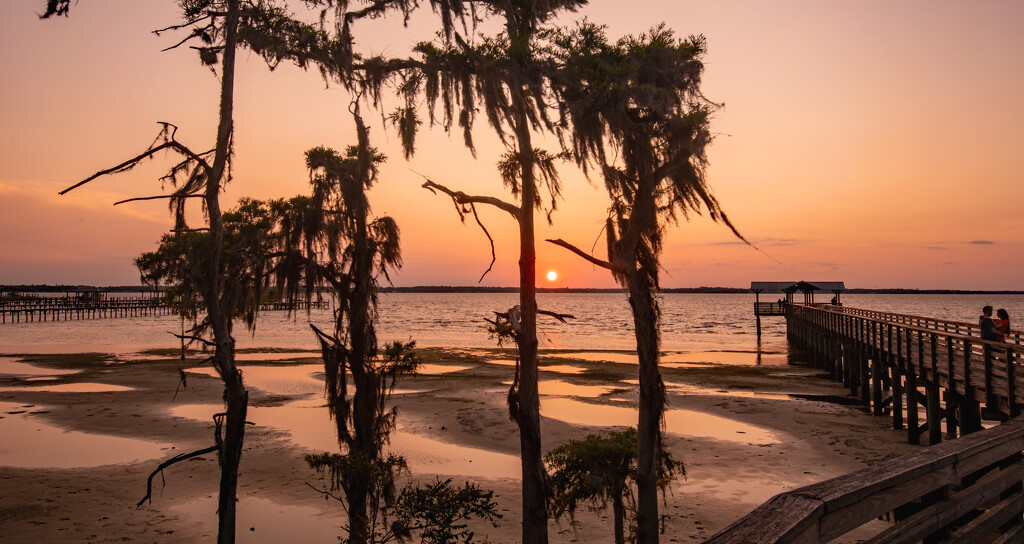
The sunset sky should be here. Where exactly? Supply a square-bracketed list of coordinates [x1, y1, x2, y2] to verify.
[1, 0, 1021, 290]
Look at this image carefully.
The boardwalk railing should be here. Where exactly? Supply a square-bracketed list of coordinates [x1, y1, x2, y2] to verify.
[708, 304, 1024, 543]
[836, 305, 1022, 346]
[706, 415, 1024, 543]
[787, 304, 1024, 444]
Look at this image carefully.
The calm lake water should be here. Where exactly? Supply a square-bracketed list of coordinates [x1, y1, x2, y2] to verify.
[2, 293, 1022, 356]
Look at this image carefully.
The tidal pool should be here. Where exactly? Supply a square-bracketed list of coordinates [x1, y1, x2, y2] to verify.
[233, 351, 321, 362]
[538, 364, 586, 375]
[0, 357, 79, 377]
[664, 381, 795, 401]
[0, 382, 135, 393]
[0, 401, 172, 468]
[187, 365, 323, 397]
[172, 399, 520, 480]
[416, 364, 471, 375]
[540, 398, 780, 444]
[540, 380, 616, 398]
[549, 351, 638, 364]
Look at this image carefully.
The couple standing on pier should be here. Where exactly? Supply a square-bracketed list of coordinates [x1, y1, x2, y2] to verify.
[980, 305, 1011, 342]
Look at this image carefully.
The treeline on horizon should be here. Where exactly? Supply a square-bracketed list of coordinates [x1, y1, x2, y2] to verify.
[3, 284, 1022, 295]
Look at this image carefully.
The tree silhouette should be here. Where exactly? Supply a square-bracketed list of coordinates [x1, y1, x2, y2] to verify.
[545, 23, 747, 543]
[272, 111, 417, 542]
[42, 2, 332, 542]
[546, 428, 683, 544]
[263, 111, 501, 543]
[353, 4, 591, 540]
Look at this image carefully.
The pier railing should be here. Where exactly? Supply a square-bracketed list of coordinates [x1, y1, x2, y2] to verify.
[706, 415, 1024, 543]
[836, 305, 1022, 345]
[708, 304, 1024, 543]
[786, 304, 1024, 443]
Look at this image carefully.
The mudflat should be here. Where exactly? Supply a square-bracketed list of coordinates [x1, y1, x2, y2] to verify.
[0, 347, 918, 543]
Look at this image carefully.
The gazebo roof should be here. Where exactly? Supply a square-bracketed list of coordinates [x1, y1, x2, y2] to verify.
[750, 281, 846, 293]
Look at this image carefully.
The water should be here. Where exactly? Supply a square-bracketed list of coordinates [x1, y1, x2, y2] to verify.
[4, 292, 1022, 362]
[0, 401, 173, 468]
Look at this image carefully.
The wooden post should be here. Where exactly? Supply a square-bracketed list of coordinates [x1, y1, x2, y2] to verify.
[928, 333, 942, 445]
[1009, 348, 1020, 418]
[871, 322, 883, 416]
[907, 330, 920, 445]
[961, 339, 981, 435]
[892, 326, 904, 431]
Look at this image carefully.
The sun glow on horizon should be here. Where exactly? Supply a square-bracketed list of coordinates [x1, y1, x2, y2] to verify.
[546, 270, 558, 282]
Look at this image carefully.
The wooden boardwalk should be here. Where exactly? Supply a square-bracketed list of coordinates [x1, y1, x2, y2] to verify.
[787, 304, 1022, 445]
[708, 304, 1024, 543]
[0, 294, 330, 323]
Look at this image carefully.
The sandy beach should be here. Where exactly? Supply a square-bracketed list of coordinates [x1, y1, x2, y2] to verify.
[0, 347, 920, 543]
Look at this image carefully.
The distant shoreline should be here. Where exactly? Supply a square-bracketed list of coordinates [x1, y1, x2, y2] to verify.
[3, 284, 1022, 295]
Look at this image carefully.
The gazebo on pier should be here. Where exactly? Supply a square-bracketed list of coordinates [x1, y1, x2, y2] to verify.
[750, 281, 846, 337]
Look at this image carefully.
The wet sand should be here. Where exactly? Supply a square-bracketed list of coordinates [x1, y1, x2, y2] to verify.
[0, 347, 919, 543]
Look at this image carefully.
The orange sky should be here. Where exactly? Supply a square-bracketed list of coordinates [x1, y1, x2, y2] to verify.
[1, 1, 1021, 290]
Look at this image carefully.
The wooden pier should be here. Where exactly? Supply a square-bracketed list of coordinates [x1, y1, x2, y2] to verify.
[708, 303, 1024, 543]
[0, 292, 331, 323]
[787, 304, 1022, 445]
[0, 295, 172, 323]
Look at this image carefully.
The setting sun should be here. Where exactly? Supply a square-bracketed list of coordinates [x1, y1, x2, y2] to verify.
[546, 270, 558, 282]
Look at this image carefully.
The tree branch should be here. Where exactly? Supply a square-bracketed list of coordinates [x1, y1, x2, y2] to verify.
[59, 123, 213, 196]
[538, 309, 575, 323]
[170, 332, 215, 347]
[545, 238, 617, 272]
[137, 444, 219, 508]
[470, 204, 496, 283]
[59, 142, 179, 195]
[421, 179, 519, 218]
[114, 193, 203, 206]
[305, 481, 345, 503]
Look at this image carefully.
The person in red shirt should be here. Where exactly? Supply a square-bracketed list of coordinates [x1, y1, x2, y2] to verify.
[994, 308, 1011, 342]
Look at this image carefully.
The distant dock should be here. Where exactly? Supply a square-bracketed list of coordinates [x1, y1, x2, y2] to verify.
[0, 291, 330, 323]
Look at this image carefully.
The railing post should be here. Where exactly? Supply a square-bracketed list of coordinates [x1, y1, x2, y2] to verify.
[892, 325, 904, 431]
[906, 328, 919, 444]
[872, 321, 883, 416]
[928, 333, 942, 445]
[961, 339, 981, 434]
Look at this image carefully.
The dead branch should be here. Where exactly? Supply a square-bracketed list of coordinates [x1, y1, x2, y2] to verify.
[545, 238, 618, 273]
[160, 27, 210, 52]
[172, 368, 187, 401]
[114, 193, 203, 206]
[470, 204, 496, 283]
[59, 123, 213, 196]
[153, 13, 219, 35]
[420, 179, 519, 218]
[538, 309, 575, 323]
[59, 141, 179, 195]
[137, 444, 219, 508]
[306, 481, 346, 503]
[171, 332, 215, 347]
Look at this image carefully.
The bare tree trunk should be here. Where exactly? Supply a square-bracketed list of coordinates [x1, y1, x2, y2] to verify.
[206, 2, 246, 543]
[512, 106, 548, 544]
[346, 190, 375, 543]
[612, 491, 626, 544]
[629, 272, 663, 544]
